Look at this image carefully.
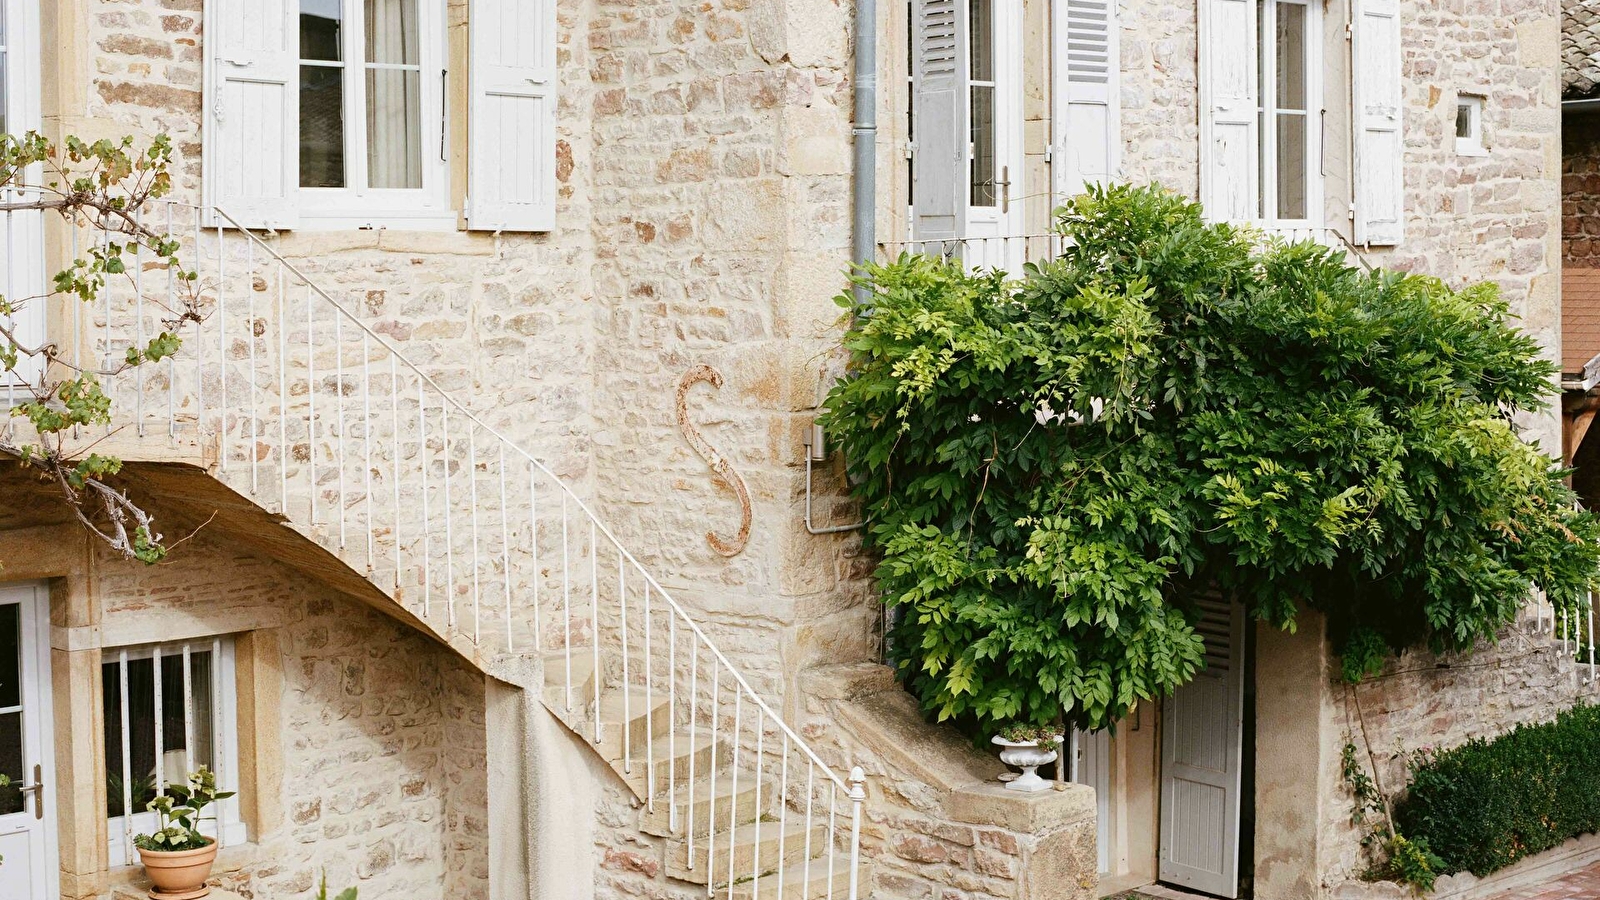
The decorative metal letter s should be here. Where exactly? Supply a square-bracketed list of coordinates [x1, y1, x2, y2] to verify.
[675, 364, 752, 557]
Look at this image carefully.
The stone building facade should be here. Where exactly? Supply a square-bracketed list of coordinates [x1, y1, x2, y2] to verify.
[0, 0, 1588, 899]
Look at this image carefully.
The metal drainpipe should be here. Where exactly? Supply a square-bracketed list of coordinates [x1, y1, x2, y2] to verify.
[851, 0, 879, 304]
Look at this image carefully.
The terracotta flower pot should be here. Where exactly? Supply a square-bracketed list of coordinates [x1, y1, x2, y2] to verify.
[137, 839, 217, 900]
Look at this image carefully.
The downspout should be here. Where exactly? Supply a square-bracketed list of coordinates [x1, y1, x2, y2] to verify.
[851, 0, 878, 304]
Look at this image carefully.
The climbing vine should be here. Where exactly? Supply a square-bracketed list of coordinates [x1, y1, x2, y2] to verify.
[821, 184, 1600, 734]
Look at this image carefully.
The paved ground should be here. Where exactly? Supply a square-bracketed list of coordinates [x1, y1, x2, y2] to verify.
[1489, 861, 1600, 900]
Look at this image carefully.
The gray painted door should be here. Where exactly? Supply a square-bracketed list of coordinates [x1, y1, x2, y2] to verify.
[1158, 596, 1244, 898]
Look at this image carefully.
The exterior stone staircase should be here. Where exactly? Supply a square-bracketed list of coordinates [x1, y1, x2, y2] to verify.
[50, 201, 869, 897]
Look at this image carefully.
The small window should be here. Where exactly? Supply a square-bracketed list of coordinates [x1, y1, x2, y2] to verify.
[102, 638, 244, 866]
[1455, 94, 1486, 156]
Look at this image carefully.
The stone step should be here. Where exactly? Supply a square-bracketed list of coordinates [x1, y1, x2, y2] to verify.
[540, 650, 597, 710]
[591, 688, 672, 752]
[618, 734, 720, 797]
[666, 820, 826, 886]
[726, 860, 856, 900]
[641, 772, 771, 837]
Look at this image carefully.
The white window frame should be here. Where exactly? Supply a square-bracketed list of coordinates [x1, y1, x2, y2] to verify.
[1454, 93, 1486, 157]
[104, 638, 245, 867]
[1254, 0, 1322, 232]
[1, 0, 47, 388]
[296, 0, 452, 230]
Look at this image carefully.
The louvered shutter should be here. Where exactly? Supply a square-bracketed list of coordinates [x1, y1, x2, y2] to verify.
[1352, 0, 1403, 245]
[1198, 0, 1257, 223]
[1053, 0, 1119, 199]
[467, 0, 558, 232]
[910, 0, 967, 242]
[204, 0, 298, 229]
[1159, 596, 1245, 899]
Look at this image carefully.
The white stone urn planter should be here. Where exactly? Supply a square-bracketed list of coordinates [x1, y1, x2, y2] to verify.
[991, 734, 1063, 792]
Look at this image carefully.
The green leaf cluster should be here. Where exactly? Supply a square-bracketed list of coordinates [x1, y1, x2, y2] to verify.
[1396, 704, 1600, 878]
[132, 765, 237, 853]
[822, 184, 1600, 733]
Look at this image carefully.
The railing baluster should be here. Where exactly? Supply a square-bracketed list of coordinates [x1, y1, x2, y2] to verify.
[727, 687, 742, 900]
[591, 519, 601, 742]
[277, 265, 288, 512]
[563, 491, 572, 711]
[420, 379, 431, 614]
[469, 423, 481, 643]
[686, 635, 697, 849]
[777, 733, 789, 900]
[391, 355, 402, 588]
[134, 208, 145, 435]
[248, 235, 259, 490]
[362, 333, 374, 568]
[827, 781, 837, 900]
[335, 313, 346, 548]
[443, 401, 455, 626]
[306, 284, 317, 523]
[752, 709, 764, 900]
[218, 222, 228, 465]
[645, 577, 655, 804]
[803, 760, 815, 895]
[621, 547, 631, 773]
[530, 463, 541, 650]
[500, 443, 513, 652]
[706, 665, 720, 896]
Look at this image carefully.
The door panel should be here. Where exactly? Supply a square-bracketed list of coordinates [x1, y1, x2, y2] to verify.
[1072, 727, 1113, 875]
[0, 583, 54, 900]
[1159, 597, 1244, 899]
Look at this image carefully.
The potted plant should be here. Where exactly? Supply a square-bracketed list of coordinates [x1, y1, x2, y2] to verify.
[991, 725, 1064, 793]
[132, 766, 235, 899]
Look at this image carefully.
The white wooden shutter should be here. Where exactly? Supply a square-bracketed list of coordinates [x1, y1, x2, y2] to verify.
[204, 0, 298, 229]
[1159, 596, 1244, 899]
[1198, 0, 1258, 223]
[1052, 0, 1119, 200]
[1352, 0, 1403, 245]
[467, 0, 558, 232]
[910, 0, 967, 242]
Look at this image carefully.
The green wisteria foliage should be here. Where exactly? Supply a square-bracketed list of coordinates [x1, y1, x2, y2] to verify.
[821, 184, 1600, 734]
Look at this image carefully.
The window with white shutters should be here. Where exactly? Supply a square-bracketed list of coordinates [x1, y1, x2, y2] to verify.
[205, 0, 559, 232]
[1352, 0, 1403, 245]
[1199, 0, 1322, 230]
[1053, 0, 1120, 199]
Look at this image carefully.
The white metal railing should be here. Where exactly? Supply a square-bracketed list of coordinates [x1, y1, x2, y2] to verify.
[6, 198, 868, 895]
[1525, 590, 1598, 686]
[878, 233, 1064, 272]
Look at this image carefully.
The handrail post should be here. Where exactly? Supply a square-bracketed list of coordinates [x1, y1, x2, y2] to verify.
[847, 766, 866, 899]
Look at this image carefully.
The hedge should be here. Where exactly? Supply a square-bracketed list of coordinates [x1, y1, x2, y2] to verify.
[1395, 704, 1600, 877]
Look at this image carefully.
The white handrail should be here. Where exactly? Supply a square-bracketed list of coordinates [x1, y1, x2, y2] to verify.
[17, 196, 870, 895]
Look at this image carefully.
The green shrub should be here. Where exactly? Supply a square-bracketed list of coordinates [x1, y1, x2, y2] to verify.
[1395, 705, 1600, 877]
[822, 184, 1600, 733]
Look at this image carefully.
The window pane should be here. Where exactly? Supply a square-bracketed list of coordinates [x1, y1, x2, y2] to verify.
[1277, 112, 1307, 219]
[1275, 2, 1306, 110]
[0, 711, 21, 816]
[101, 650, 215, 820]
[0, 51, 8, 138]
[969, 0, 993, 82]
[300, 0, 343, 62]
[366, 68, 423, 189]
[0, 604, 18, 710]
[970, 85, 995, 207]
[300, 65, 347, 188]
[365, 0, 419, 65]
[1455, 102, 1473, 139]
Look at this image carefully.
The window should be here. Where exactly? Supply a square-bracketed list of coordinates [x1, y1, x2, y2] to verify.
[296, 0, 446, 225]
[103, 638, 243, 865]
[1259, 0, 1312, 222]
[1455, 93, 1486, 156]
[968, 0, 996, 209]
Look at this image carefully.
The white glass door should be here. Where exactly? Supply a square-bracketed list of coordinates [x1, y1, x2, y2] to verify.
[960, 0, 1025, 273]
[0, 582, 57, 900]
[0, 0, 46, 390]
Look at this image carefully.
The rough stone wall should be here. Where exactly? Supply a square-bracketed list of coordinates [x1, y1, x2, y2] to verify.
[1564, 114, 1600, 266]
[1117, 0, 1201, 197]
[0, 473, 489, 900]
[1318, 629, 1600, 889]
